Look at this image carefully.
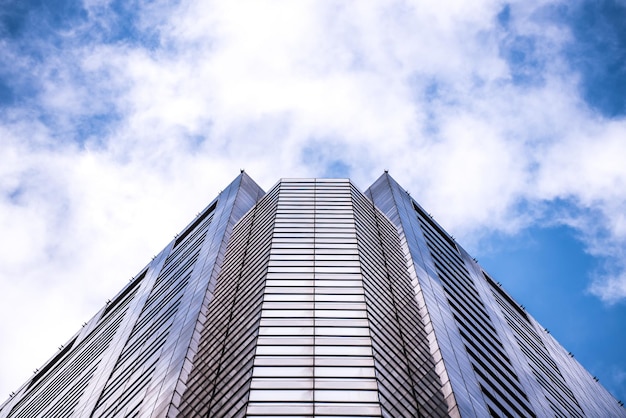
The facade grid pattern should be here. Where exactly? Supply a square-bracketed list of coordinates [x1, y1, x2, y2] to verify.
[366, 173, 626, 418]
[2, 172, 624, 418]
[351, 184, 448, 417]
[246, 180, 383, 416]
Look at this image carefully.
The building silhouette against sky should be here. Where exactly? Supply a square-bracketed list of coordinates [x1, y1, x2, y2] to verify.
[1, 172, 623, 417]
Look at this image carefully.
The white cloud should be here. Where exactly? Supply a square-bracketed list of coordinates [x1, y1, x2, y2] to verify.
[1, 0, 626, 397]
[590, 268, 626, 304]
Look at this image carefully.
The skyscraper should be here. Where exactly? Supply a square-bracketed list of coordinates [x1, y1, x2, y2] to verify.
[1, 172, 623, 417]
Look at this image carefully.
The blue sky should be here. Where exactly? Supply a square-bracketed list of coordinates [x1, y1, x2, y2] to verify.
[1, 0, 626, 405]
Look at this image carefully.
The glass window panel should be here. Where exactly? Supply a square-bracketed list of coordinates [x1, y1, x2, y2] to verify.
[314, 243, 358, 249]
[315, 302, 366, 311]
[272, 238, 314, 243]
[255, 345, 314, 355]
[248, 389, 313, 402]
[315, 327, 370, 336]
[315, 337, 371, 346]
[315, 378, 379, 390]
[314, 404, 382, 415]
[260, 318, 313, 327]
[262, 310, 313, 318]
[269, 254, 315, 261]
[265, 280, 314, 288]
[314, 390, 379, 402]
[314, 238, 358, 244]
[250, 378, 313, 389]
[246, 403, 314, 415]
[315, 318, 369, 327]
[273, 226, 315, 232]
[315, 266, 361, 273]
[252, 366, 313, 377]
[259, 327, 314, 336]
[271, 242, 314, 249]
[315, 272, 362, 280]
[315, 367, 376, 378]
[257, 336, 313, 346]
[315, 280, 362, 288]
[315, 346, 373, 356]
[314, 254, 360, 261]
[266, 272, 314, 279]
[264, 287, 314, 294]
[314, 248, 359, 255]
[315, 310, 367, 319]
[314, 294, 365, 302]
[254, 356, 313, 366]
[268, 260, 315, 267]
[261, 302, 314, 310]
[314, 357, 375, 367]
[315, 287, 364, 295]
[263, 294, 314, 301]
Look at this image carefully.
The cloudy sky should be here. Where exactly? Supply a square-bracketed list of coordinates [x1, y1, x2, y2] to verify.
[1, 0, 626, 404]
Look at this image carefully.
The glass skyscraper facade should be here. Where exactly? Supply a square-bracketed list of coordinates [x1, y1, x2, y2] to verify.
[1, 172, 623, 417]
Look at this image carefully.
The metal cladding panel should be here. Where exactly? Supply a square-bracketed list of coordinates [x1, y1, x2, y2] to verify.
[367, 172, 626, 418]
[245, 179, 384, 417]
[367, 174, 475, 418]
[484, 271, 585, 417]
[179, 181, 280, 417]
[181, 178, 448, 417]
[155, 172, 265, 417]
[0, 173, 263, 418]
[3, 173, 624, 418]
[351, 183, 448, 417]
[539, 313, 626, 417]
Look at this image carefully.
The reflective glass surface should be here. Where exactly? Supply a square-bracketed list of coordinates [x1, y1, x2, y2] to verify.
[3, 174, 623, 418]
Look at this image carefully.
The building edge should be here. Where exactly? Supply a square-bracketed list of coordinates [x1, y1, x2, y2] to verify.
[367, 171, 625, 417]
[0, 172, 264, 418]
[1, 171, 623, 417]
